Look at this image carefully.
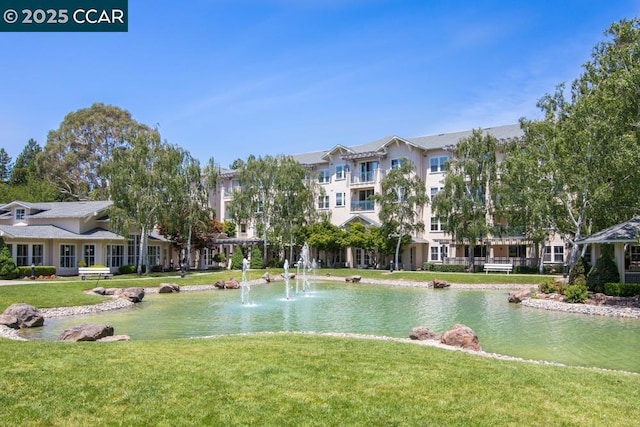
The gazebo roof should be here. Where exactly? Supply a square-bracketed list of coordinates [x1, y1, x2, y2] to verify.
[578, 217, 640, 244]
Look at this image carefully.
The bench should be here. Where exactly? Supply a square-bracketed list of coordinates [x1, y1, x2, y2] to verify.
[79, 267, 113, 280]
[483, 263, 513, 274]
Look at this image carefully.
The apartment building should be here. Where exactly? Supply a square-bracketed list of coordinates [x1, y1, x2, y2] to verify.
[213, 124, 567, 270]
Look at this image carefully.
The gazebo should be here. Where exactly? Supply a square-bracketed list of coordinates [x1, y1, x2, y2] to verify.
[578, 217, 640, 284]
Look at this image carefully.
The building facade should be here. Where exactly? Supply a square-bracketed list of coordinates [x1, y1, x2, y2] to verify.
[0, 201, 175, 275]
[213, 124, 568, 270]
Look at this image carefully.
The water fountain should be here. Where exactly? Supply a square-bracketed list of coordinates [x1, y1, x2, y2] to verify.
[284, 259, 291, 300]
[241, 256, 250, 305]
[301, 242, 312, 292]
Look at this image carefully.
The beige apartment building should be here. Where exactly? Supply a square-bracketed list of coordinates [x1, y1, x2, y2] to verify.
[210, 124, 568, 271]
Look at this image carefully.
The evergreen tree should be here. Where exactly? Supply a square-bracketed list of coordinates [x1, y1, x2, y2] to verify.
[586, 255, 620, 293]
[0, 238, 19, 279]
[0, 148, 11, 183]
[250, 246, 263, 269]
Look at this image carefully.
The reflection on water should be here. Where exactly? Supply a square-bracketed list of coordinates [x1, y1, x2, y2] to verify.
[20, 283, 640, 372]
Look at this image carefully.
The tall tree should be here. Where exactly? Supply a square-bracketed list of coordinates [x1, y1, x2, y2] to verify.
[433, 129, 499, 272]
[159, 154, 219, 268]
[105, 128, 184, 275]
[0, 148, 11, 183]
[372, 159, 428, 269]
[9, 139, 41, 186]
[42, 103, 147, 200]
[514, 19, 640, 270]
[230, 155, 321, 263]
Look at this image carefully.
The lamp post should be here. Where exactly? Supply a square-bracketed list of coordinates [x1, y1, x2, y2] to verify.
[30, 263, 35, 280]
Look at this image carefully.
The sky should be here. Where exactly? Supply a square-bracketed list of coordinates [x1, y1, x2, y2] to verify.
[1, 0, 638, 169]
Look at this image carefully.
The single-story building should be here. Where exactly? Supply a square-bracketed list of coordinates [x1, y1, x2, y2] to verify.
[0, 200, 175, 276]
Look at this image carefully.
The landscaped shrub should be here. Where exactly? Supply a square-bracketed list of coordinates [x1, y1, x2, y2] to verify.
[431, 264, 467, 273]
[213, 253, 226, 264]
[564, 283, 588, 303]
[586, 255, 619, 293]
[568, 257, 590, 286]
[17, 266, 56, 277]
[604, 282, 640, 297]
[119, 265, 146, 274]
[543, 263, 565, 274]
[250, 247, 263, 269]
[514, 265, 539, 274]
[422, 262, 435, 271]
[230, 250, 244, 270]
[538, 280, 564, 294]
[0, 244, 19, 279]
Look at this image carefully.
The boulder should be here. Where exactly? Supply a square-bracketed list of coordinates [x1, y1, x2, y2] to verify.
[2, 303, 44, 328]
[120, 287, 145, 303]
[440, 324, 481, 351]
[508, 289, 531, 303]
[432, 278, 450, 288]
[281, 273, 296, 280]
[91, 287, 106, 295]
[225, 278, 240, 289]
[158, 283, 180, 293]
[0, 314, 19, 329]
[58, 324, 114, 342]
[103, 288, 121, 296]
[214, 280, 226, 289]
[409, 326, 440, 341]
[261, 273, 274, 283]
[345, 276, 362, 283]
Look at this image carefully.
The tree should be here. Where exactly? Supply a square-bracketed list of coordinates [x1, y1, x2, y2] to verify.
[433, 130, 499, 271]
[222, 220, 236, 237]
[230, 155, 321, 264]
[0, 148, 11, 183]
[159, 154, 218, 268]
[301, 219, 346, 266]
[105, 128, 184, 275]
[9, 139, 41, 186]
[229, 158, 245, 169]
[342, 223, 380, 268]
[41, 103, 147, 200]
[250, 246, 263, 269]
[498, 126, 559, 272]
[0, 237, 19, 279]
[372, 159, 428, 269]
[515, 19, 640, 271]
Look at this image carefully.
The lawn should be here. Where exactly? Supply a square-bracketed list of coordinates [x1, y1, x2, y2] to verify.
[0, 334, 638, 426]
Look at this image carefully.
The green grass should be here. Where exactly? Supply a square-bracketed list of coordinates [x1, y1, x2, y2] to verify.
[0, 268, 549, 311]
[0, 334, 638, 426]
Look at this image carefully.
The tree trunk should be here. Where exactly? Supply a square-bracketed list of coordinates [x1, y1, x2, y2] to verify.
[137, 225, 146, 276]
[538, 243, 546, 274]
[469, 245, 475, 272]
[186, 224, 192, 270]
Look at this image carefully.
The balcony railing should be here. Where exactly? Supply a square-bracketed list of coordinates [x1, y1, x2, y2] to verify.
[351, 171, 376, 185]
[350, 200, 374, 212]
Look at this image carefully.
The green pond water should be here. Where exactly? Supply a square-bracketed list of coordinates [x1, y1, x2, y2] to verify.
[21, 282, 640, 372]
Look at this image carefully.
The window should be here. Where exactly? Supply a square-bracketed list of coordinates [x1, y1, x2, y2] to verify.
[356, 161, 379, 183]
[83, 244, 95, 267]
[430, 186, 443, 200]
[128, 235, 140, 265]
[352, 189, 374, 211]
[430, 156, 448, 173]
[544, 245, 564, 263]
[32, 244, 43, 266]
[355, 248, 371, 267]
[148, 246, 161, 266]
[240, 224, 247, 233]
[430, 216, 443, 232]
[335, 192, 345, 207]
[508, 245, 527, 258]
[15, 208, 25, 221]
[107, 245, 124, 268]
[318, 169, 330, 184]
[16, 244, 29, 266]
[318, 195, 329, 209]
[335, 164, 346, 180]
[60, 245, 76, 268]
[390, 159, 403, 170]
[430, 246, 448, 262]
[203, 248, 216, 265]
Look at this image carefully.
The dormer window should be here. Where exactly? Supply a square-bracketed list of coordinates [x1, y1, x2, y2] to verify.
[15, 208, 25, 221]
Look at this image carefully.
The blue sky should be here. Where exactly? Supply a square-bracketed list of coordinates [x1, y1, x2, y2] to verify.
[1, 0, 638, 168]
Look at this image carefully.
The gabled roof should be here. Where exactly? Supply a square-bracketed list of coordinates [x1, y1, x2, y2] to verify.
[0, 201, 113, 219]
[578, 217, 640, 244]
[0, 225, 124, 240]
[339, 214, 380, 228]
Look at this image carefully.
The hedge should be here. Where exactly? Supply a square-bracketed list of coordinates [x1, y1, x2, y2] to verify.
[17, 266, 57, 277]
[604, 282, 640, 297]
[422, 263, 467, 273]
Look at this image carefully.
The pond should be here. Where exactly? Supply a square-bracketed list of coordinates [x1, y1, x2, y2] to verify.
[20, 282, 640, 372]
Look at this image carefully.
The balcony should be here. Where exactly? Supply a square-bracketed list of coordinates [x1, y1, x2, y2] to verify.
[350, 171, 376, 187]
[350, 200, 375, 212]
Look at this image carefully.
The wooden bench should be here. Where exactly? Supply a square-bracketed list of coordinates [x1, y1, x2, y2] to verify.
[483, 263, 513, 274]
[79, 267, 113, 280]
